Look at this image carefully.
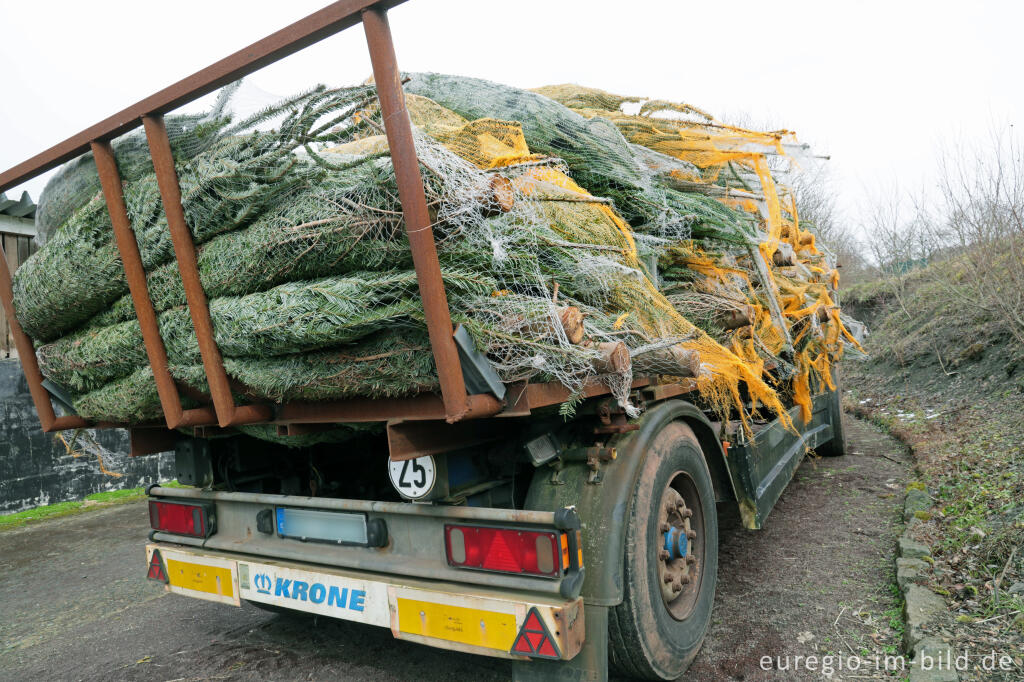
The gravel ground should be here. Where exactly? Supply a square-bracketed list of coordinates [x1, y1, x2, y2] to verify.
[0, 414, 909, 681]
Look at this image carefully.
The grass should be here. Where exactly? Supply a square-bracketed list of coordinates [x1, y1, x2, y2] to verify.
[842, 254, 1024, 664]
[0, 480, 185, 532]
[885, 581, 906, 646]
[846, 385, 1024, 605]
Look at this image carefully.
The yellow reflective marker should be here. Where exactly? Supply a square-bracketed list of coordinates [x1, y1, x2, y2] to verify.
[166, 558, 234, 598]
[396, 597, 516, 650]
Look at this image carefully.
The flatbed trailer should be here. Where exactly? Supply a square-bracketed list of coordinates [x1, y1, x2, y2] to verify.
[0, 3, 848, 680]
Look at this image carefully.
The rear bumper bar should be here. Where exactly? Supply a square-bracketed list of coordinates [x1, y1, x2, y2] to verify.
[147, 542, 585, 661]
[147, 486, 584, 599]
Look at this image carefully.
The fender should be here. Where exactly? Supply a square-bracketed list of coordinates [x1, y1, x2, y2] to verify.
[525, 399, 745, 607]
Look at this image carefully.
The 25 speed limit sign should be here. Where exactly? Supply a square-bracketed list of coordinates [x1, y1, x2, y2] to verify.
[387, 455, 436, 499]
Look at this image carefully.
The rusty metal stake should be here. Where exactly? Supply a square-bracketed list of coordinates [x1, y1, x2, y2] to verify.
[0, 1, 524, 434]
[0, 241, 89, 432]
[363, 6, 492, 424]
[92, 140, 219, 430]
[142, 114, 272, 429]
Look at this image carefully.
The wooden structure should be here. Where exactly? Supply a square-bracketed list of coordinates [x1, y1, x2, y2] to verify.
[0, 192, 38, 358]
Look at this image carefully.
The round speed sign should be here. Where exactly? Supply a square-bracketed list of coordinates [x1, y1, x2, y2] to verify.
[387, 455, 437, 499]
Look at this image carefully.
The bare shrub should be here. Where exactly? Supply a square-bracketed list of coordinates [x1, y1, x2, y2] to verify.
[932, 128, 1024, 346]
[864, 189, 939, 277]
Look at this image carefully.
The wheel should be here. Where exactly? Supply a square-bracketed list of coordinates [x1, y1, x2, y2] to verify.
[816, 371, 847, 457]
[609, 420, 719, 680]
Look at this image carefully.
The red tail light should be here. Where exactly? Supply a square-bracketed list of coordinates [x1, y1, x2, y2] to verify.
[149, 500, 214, 538]
[444, 525, 563, 578]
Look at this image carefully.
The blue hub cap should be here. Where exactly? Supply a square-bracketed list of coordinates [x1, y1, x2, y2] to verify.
[663, 526, 689, 560]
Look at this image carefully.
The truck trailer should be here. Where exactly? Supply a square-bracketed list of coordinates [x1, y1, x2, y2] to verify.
[0, 2, 851, 680]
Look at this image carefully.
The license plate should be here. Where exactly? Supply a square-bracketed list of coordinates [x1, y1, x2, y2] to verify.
[274, 507, 368, 545]
[394, 590, 518, 651]
[158, 549, 239, 606]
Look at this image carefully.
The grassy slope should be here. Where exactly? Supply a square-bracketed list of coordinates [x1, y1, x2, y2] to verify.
[841, 261, 1024, 672]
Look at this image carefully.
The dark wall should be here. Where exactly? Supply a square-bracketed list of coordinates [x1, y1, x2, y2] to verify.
[0, 360, 173, 513]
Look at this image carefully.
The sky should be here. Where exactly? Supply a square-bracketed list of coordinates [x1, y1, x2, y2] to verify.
[1, 0, 1021, 235]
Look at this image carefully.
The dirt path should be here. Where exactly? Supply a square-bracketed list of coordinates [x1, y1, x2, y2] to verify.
[0, 414, 908, 681]
[688, 414, 909, 681]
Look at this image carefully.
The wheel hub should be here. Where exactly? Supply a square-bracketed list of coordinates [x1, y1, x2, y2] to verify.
[656, 486, 698, 606]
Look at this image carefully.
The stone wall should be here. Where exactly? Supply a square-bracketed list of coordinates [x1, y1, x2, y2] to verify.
[0, 360, 173, 513]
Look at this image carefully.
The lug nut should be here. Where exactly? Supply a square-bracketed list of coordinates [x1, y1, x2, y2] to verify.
[681, 509, 693, 519]
[686, 530, 696, 540]
[680, 574, 691, 584]
[686, 556, 696, 565]
[660, 522, 670, 532]
[663, 574, 674, 584]
[658, 549, 670, 560]
[671, 581, 683, 592]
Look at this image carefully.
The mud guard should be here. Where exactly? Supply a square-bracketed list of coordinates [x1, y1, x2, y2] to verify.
[524, 399, 737, 608]
[726, 389, 838, 529]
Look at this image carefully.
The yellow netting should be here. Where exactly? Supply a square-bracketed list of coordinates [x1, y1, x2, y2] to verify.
[330, 95, 545, 169]
[507, 166, 793, 431]
[531, 84, 866, 427]
[395, 97, 795, 429]
[532, 84, 644, 114]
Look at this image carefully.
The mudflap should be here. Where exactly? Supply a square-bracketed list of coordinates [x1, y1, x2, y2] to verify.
[512, 605, 608, 682]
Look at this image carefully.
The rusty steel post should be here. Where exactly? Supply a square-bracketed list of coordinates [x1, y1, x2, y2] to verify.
[142, 114, 272, 429]
[0, 242, 89, 432]
[91, 140, 218, 430]
[363, 6, 481, 423]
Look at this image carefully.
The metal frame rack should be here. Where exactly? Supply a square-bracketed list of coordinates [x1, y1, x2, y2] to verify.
[0, 0, 670, 454]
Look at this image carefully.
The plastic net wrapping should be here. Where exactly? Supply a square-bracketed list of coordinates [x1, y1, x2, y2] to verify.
[15, 75, 864, 443]
[15, 86, 378, 341]
[32, 83, 244, 247]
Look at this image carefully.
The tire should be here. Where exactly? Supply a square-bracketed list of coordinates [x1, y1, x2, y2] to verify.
[816, 372, 847, 457]
[609, 421, 719, 680]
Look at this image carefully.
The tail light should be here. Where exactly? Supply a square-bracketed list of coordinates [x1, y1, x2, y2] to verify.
[444, 525, 566, 578]
[149, 500, 215, 538]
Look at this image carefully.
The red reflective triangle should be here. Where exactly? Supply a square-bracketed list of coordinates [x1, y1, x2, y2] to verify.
[509, 607, 561, 660]
[523, 609, 545, 633]
[512, 631, 535, 654]
[482, 532, 520, 573]
[147, 550, 167, 583]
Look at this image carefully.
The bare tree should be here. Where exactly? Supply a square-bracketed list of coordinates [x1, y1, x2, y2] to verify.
[931, 127, 1024, 346]
[862, 188, 939, 276]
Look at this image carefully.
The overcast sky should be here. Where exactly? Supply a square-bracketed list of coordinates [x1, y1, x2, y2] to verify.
[2, 0, 1020, 234]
